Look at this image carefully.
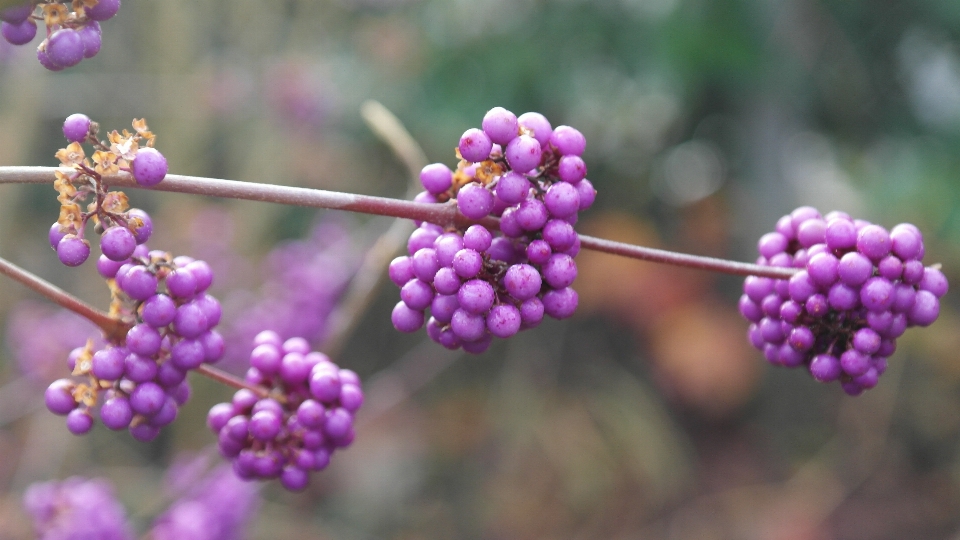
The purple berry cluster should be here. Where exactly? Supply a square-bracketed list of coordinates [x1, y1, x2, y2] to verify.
[208, 331, 364, 491]
[740, 206, 948, 395]
[0, 0, 120, 70]
[390, 107, 596, 353]
[45, 246, 224, 439]
[24, 476, 133, 540]
[51, 114, 167, 267]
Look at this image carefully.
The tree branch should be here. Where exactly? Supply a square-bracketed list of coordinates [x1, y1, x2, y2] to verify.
[0, 166, 798, 280]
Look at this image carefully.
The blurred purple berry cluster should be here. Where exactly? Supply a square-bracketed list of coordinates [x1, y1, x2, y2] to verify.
[0, 0, 119, 70]
[51, 114, 167, 268]
[24, 476, 133, 540]
[740, 206, 948, 395]
[208, 331, 363, 491]
[390, 107, 596, 352]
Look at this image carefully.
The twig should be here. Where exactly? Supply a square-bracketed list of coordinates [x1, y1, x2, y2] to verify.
[0, 166, 799, 279]
[0, 255, 127, 341]
[194, 365, 271, 399]
[360, 100, 429, 184]
[323, 102, 429, 356]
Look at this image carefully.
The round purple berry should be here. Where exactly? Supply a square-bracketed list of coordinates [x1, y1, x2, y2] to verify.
[46, 29, 84, 68]
[100, 226, 136, 262]
[57, 235, 90, 267]
[420, 163, 453, 194]
[482, 107, 519, 145]
[1, 18, 36, 46]
[549, 126, 586, 156]
[504, 135, 542, 173]
[131, 147, 168, 187]
[85, 0, 121, 21]
[459, 128, 493, 162]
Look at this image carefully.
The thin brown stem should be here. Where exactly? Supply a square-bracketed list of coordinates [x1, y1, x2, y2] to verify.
[577, 235, 798, 279]
[194, 365, 271, 399]
[0, 166, 799, 280]
[0, 255, 128, 341]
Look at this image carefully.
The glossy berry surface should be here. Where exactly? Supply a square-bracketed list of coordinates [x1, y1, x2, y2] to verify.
[391, 108, 596, 353]
[740, 207, 947, 395]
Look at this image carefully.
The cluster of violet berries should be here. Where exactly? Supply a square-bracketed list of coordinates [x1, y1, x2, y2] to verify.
[390, 107, 596, 353]
[51, 113, 168, 268]
[44, 114, 222, 439]
[740, 206, 948, 395]
[0, 0, 120, 70]
[44, 240, 225, 440]
[208, 331, 363, 491]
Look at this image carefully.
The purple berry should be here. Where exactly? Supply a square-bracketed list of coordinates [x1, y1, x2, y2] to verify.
[542, 287, 578, 319]
[141, 294, 176, 327]
[517, 112, 552, 147]
[457, 279, 495, 315]
[452, 248, 483, 278]
[526, 240, 552, 265]
[131, 147, 168, 187]
[420, 163, 453, 194]
[504, 135, 542, 173]
[100, 396, 133, 430]
[482, 107, 519, 145]
[37, 47, 64, 71]
[45, 380, 77, 415]
[100, 226, 136, 261]
[57, 235, 90, 267]
[543, 181, 580, 219]
[86, 0, 121, 21]
[504, 264, 542, 300]
[495, 171, 530, 205]
[487, 304, 521, 338]
[459, 128, 493, 162]
[120, 266, 158, 300]
[78, 21, 101, 58]
[457, 183, 495, 219]
[124, 353, 158, 383]
[166, 268, 198, 298]
[0, 3, 32, 24]
[127, 208, 152, 244]
[462, 225, 492, 252]
[391, 301, 424, 333]
[434, 233, 464, 267]
[549, 126, 586, 156]
[66, 409, 94, 435]
[542, 254, 577, 289]
[514, 198, 548, 231]
[1, 18, 35, 45]
[171, 338, 205, 370]
[49, 223, 68, 249]
[450, 309, 487, 342]
[857, 225, 891, 261]
[809, 354, 842, 382]
[557, 155, 587, 183]
[130, 382, 165, 416]
[46, 29, 84, 68]
[576, 179, 596, 210]
[389, 256, 415, 287]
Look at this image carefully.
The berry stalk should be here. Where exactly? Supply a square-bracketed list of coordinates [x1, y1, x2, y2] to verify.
[0, 255, 127, 340]
[0, 166, 798, 280]
[194, 365, 271, 399]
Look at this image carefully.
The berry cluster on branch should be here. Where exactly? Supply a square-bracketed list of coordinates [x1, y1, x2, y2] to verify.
[0, 0, 119, 70]
[208, 331, 364, 492]
[740, 206, 948, 395]
[390, 107, 596, 353]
